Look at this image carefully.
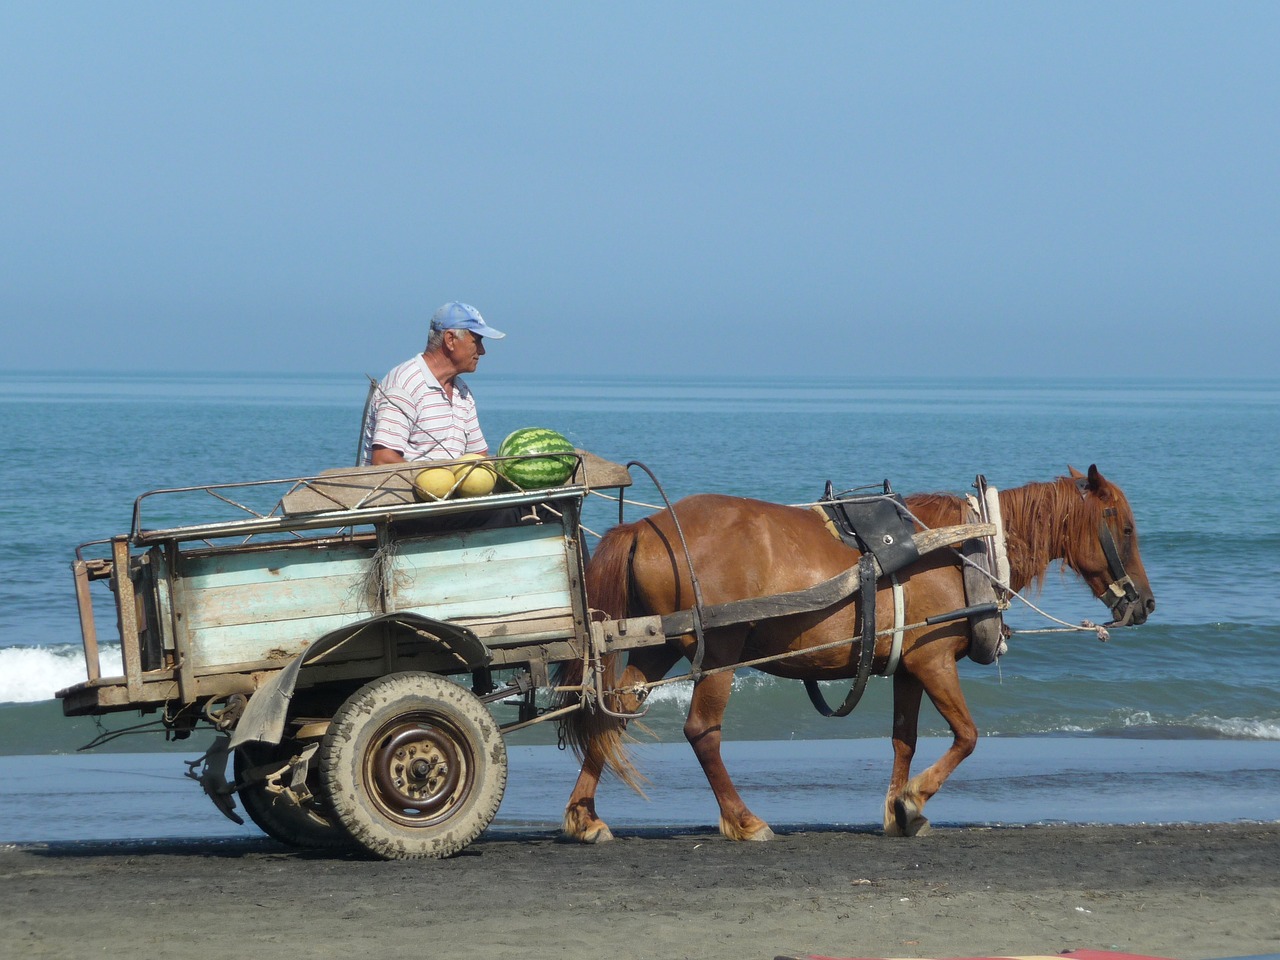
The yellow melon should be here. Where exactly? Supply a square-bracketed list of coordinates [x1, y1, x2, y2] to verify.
[455, 461, 498, 497]
[413, 466, 457, 501]
[450, 453, 486, 476]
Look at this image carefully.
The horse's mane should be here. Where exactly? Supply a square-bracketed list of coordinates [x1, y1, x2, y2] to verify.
[907, 477, 1112, 593]
[999, 476, 1109, 592]
[903, 491, 966, 530]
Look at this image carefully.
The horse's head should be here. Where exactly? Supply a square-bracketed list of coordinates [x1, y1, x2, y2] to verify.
[1067, 464, 1156, 626]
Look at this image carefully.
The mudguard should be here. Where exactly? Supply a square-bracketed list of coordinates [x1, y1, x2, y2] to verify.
[228, 612, 488, 749]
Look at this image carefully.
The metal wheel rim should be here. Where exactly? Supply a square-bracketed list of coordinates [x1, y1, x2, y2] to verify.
[361, 713, 474, 828]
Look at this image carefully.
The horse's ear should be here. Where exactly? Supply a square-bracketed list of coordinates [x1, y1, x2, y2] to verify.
[1086, 464, 1109, 496]
[1068, 465, 1085, 479]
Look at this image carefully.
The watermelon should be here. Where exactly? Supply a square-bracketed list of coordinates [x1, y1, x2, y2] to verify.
[496, 427, 577, 489]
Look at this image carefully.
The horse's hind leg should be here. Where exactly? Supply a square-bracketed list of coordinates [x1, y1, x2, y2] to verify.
[562, 646, 679, 844]
[888, 654, 978, 837]
[563, 752, 612, 843]
[684, 663, 774, 842]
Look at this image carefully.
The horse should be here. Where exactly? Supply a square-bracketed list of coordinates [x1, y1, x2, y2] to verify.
[557, 464, 1155, 842]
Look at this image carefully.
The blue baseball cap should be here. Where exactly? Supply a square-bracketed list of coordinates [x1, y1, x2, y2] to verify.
[429, 301, 506, 339]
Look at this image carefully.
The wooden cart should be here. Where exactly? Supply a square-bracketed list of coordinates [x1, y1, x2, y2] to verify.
[58, 453, 992, 859]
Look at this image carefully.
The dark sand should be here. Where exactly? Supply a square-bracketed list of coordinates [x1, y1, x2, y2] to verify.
[3, 823, 1278, 960]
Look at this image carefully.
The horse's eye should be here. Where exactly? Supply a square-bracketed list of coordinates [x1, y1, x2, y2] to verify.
[1123, 526, 1133, 537]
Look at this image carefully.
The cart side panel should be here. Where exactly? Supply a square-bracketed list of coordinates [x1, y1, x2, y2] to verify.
[175, 541, 378, 669]
[390, 525, 574, 622]
[172, 522, 576, 671]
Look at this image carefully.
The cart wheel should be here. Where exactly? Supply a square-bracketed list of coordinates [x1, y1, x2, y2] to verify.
[319, 671, 507, 860]
[234, 741, 350, 850]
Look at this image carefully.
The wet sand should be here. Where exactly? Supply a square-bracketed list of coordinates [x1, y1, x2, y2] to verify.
[3, 823, 1278, 960]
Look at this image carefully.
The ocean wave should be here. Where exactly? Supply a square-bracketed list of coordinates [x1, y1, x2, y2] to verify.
[987, 710, 1280, 741]
[4, 641, 1276, 748]
[1095, 712, 1280, 741]
[0, 645, 122, 704]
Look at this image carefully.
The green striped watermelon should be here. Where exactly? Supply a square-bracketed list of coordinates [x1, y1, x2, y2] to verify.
[497, 427, 577, 489]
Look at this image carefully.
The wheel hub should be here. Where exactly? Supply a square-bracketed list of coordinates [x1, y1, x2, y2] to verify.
[366, 720, 469, 825]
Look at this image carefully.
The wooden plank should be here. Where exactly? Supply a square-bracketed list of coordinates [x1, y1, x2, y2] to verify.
[280, 463, 418, 514]
[111, 538, 143, 701]
[390, 525, 573, 616]
[394, 522, 573, 563]
[154, 544, 194, 699]
[187, 609, 373, 668]
[391, 559, 571, 612]
[576, 450, 632, 488]
[467, 611, 578, 641]
[278, 449, 628, 514]
[186, 604, 580, 669]
[179, 541, 375, 589]
[60, 671, 260, 716]
[401, 590, 575, 623]
[72, 560, 101, 683]
[177, 570, 374, 630]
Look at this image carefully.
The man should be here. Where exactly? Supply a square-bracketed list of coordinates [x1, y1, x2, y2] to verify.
[360, 301, 505, 466]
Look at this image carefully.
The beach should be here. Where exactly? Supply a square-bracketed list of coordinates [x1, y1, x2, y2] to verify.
[3, 738, 1278, 960]
[4, 823, 1277, 960]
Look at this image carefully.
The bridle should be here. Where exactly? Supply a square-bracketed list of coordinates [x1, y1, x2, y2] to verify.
[1077, 479, 1143, 624]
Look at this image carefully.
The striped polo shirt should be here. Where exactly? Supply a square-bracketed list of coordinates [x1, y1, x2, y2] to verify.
[359, 355, 488, 464]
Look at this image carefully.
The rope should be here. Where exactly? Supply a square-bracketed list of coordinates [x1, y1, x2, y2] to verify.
[586, 488, 665, 511]
[946, 543, 1112, 642]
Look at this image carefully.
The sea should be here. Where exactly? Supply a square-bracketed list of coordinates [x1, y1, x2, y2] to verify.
[1, 371, 1278, 845]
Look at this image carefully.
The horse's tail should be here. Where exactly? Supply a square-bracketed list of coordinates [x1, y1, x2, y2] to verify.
[553, 521, 647, 793]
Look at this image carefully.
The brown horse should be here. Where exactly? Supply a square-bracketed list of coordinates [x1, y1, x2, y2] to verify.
[559, 465, 1154, 842]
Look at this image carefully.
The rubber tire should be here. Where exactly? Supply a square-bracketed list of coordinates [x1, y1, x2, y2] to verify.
[234, 741, 351, 850]
[318, 672, 507, 860]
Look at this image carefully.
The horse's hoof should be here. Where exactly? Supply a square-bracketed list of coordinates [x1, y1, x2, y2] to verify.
[562, 816, 614, 844]
[892, 797, 912, 834]
[891, 797, 931, 837]
[720, 816, 774, 842]
[580, 823, 615, 844]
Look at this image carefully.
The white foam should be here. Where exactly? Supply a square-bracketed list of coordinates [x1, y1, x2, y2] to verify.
[0, 645, 124, 704]
[641, 671, 778, 708]
[1195, 716, 1280, 740]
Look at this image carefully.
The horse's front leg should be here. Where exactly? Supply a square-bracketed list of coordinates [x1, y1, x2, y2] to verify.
[684, 668, 774, 841]
[890, 651, 979, 837]
[885, 668, 926, 836]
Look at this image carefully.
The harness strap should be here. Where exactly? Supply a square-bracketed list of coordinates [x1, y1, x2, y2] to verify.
[965, 480, 1011, 597]
[1098, 507, 1140, 613]
[886, 575, 906, 676]
[964, 477, 1011, 665]
[803, 553, 879, 717]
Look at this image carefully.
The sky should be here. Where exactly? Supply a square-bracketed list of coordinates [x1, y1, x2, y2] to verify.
[2, 2, 1277, 379]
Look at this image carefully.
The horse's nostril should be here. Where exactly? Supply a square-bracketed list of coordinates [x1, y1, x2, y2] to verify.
[1146, 598, 1156, 613]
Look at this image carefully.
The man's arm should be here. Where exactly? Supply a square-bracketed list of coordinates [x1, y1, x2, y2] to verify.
[371, 445, 406, 465]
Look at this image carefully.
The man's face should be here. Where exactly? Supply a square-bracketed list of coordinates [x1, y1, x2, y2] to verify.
[446, 329, 486, 372]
